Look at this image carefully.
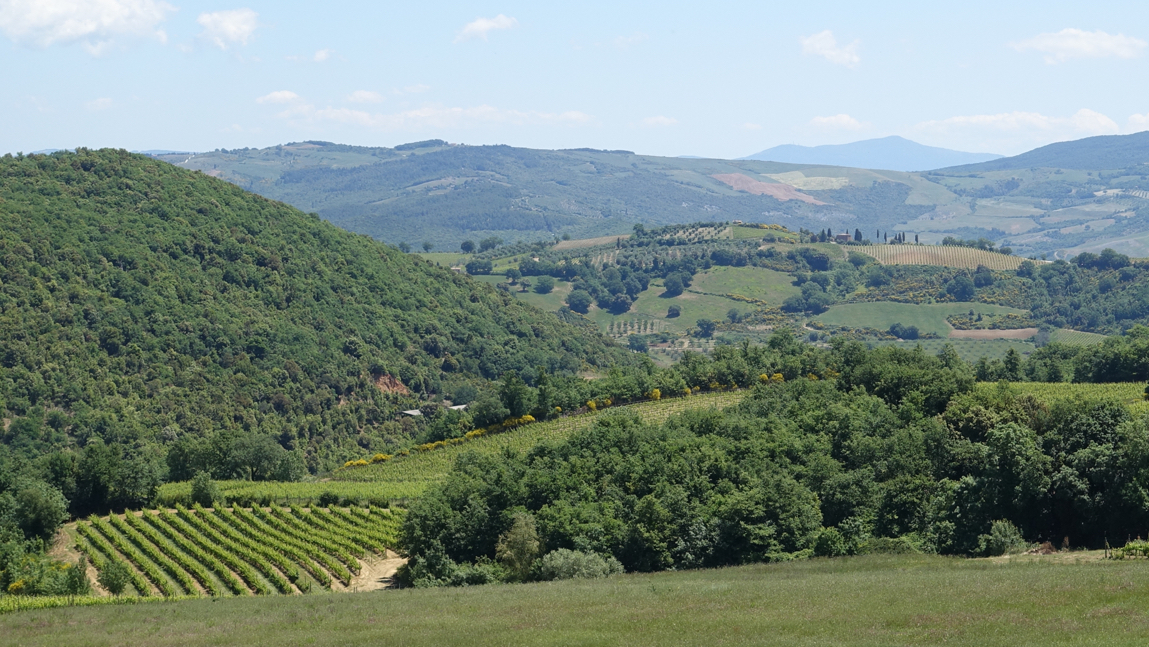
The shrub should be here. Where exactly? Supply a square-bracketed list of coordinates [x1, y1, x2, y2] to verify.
[812, 528, 848, 558]
[98, 560, 132, 596]
[496, 513, 539, 582]
[979, 519, 1027, 556]
[190, 471, 221, 508]
[537, 549, 624, 581]
[667, 305, 681, 318]
[318, 492, 341, 508]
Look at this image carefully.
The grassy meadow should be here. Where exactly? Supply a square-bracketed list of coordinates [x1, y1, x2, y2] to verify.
[6, 554, 1149, 646]
[816, 302, 1029, 337]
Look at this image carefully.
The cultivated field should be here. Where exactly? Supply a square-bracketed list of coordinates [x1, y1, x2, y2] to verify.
[8, 554, 1149, 646]
[977, 381, 1149, 415]
[948, 327, 1038, 340]
[1049, 328, 1109, 345]
[816, 302, 1028, 337]
[72, 505, 401, 597]
[553, 234, 630, 250]
[156, 481, 422, 507]
[855, 244, 1029, 269]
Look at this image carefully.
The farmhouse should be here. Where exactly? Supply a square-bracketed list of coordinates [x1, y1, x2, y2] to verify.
[834, 233, 852, 243]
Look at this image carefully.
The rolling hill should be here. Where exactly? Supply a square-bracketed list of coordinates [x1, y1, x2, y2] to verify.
[742, 136, 1002, 172]
[0, 149, 631, 481]
[940, 130, 1149, 173]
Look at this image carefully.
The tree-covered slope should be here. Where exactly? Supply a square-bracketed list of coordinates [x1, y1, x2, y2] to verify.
[941, 131, 1149, 172]
[0, 149, 629, 484]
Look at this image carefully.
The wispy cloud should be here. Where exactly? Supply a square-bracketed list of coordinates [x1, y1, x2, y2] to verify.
[85, 97, 113, 111]
[197, 8, 258, 50]
[810, 114, 864, 130]
[0, 0, 173, 54]
[347, 90, 385, 104]
[256, 90, 300, 104]
[612, 32, 648, 49]
[1011, 28, 1146, 64]
[642, 115, 677, 127]
[913, 108, 1120, 153]
[273, 102, 592, 130]
[742, 123, 762, 131]
[1127, 113, 1149, 132]
[801, 30, 859, 68]
[455, 14, 517, 42]
[313, 48, 333, 62]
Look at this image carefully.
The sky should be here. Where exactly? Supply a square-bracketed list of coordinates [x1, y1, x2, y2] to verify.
[3, 0, 1149, 159]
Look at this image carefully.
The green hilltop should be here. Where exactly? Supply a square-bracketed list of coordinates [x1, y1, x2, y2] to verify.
[0, 149, 631, 489]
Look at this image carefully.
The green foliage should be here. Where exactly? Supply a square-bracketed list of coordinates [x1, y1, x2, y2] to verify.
[97, 560, 131, 596]
[496, 513, 540, 582]
[0, 149, 629, 494]
[190, 472, 221, 508]
[537, 549, 623, 580]
[978, 520, 1027, 557]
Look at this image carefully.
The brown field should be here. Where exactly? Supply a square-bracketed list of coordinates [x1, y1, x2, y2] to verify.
[856, 244, 1030, 270]
[949, 327, 1038, 340]
[711, 174, 826, 204]
[553, 234, 630, 250]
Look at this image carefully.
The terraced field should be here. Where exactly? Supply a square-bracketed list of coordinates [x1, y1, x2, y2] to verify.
[72, 506, 402, 597]
[855, 244, 1029, 269]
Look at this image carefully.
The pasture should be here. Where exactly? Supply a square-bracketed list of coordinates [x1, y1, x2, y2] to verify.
[7, 554, 1149, 646]
[816, 302, 1028, 337]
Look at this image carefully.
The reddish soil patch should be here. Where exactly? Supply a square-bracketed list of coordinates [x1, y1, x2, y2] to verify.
[948, 327, 1038, 340]
[711, 174, 826, 205]
[374, 374, 410, 395]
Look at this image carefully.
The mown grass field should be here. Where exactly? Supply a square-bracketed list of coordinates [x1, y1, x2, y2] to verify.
[816, 302, 1028, 337]
[689, 266, 800, 304]
[855, 244, 1029, 269]
[7, 554, 1149, 646]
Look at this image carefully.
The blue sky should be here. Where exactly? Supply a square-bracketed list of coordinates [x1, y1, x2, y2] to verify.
[3, 1, 1149, 158]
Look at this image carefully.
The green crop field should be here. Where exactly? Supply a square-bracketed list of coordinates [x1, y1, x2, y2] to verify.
[155, 481, 423, 507]
[817, 302, 1029, 337]
[977, 381, 1149, 414]
[876, 338, 1036, 362]
[1049, 328, 1109, 346]
[333, 391, 748, 488]
[70, 506, 401, 598]
[689, 266, 800, 304]
[8, 554, 1149, 646]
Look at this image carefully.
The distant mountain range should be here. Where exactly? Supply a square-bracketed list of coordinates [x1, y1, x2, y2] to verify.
[742, 136, 1002, 172]
[939, 130, 1149, 173]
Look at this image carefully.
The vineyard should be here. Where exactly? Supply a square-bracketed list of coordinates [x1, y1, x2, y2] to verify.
[977, 381, 1149, 415]
[855, 244, 1029, 270]
[71, 505, 402, 597]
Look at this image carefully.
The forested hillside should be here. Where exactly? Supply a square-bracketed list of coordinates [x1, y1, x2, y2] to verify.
[0, 149, 631, 513]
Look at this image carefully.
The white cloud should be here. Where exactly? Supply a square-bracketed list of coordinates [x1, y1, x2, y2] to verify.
[0, 0, 173, 53]
[810, 114, 864, 130]
[347, 90, 384, 104]
[801, 30, 859, 68]
[642, 115, 677, 127]
[455, 14, 517, 42]
[913, 108, 1120, 153]
[274, 103, 592, 130]
[256, 90, 300, 104]
[1129, 113, 1149, 132]
[1012, 28, 1146, 64]
[742, 123, 762, 131]
[85, 97, 113, 110]
[313, 48, 333, 62]
[612, 32, 647, 49]
[197, 8, 258, 50]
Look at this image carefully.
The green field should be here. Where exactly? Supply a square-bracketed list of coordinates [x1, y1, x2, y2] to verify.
[817, 302, 1029, 337]
[1049, 328, 1109, 346]
[8, 554, 1149, 645]
[689, 266, 800, 304]
[977, 381, 1149, 415]
[876, 338, 1035, 362]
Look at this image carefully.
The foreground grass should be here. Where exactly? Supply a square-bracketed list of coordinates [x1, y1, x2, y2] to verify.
[6, 554, 1149, 646]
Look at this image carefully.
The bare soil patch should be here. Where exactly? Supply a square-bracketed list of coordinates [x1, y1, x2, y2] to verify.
[347, 551, 407, 592]
[948, 327, 1038, 340]
[711, 174, 826, 205]
[374, 374, 410, 395]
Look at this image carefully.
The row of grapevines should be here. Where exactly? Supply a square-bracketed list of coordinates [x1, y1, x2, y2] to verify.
[75, 521, 151, 597]
[121, 512, 216, 596]
[108, 514, 194, 596]
[168, 506, 288, 595]
[245, 507, 352, 585]
[192, 504, 302, 588]
[282, 505, 368, 556]
[327, 507, 399, 552]
[256, 507, 360, 572]
[165, 506, 266, 595]
[89, 516, 175, 597]
[224, 507, 333, 588]
[312, 508, 392, 554]
[138, 511, 243, 596]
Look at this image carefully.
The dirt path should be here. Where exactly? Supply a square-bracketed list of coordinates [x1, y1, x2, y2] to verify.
[50, 524, 111, 596]
[347, 551, 407, 592]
